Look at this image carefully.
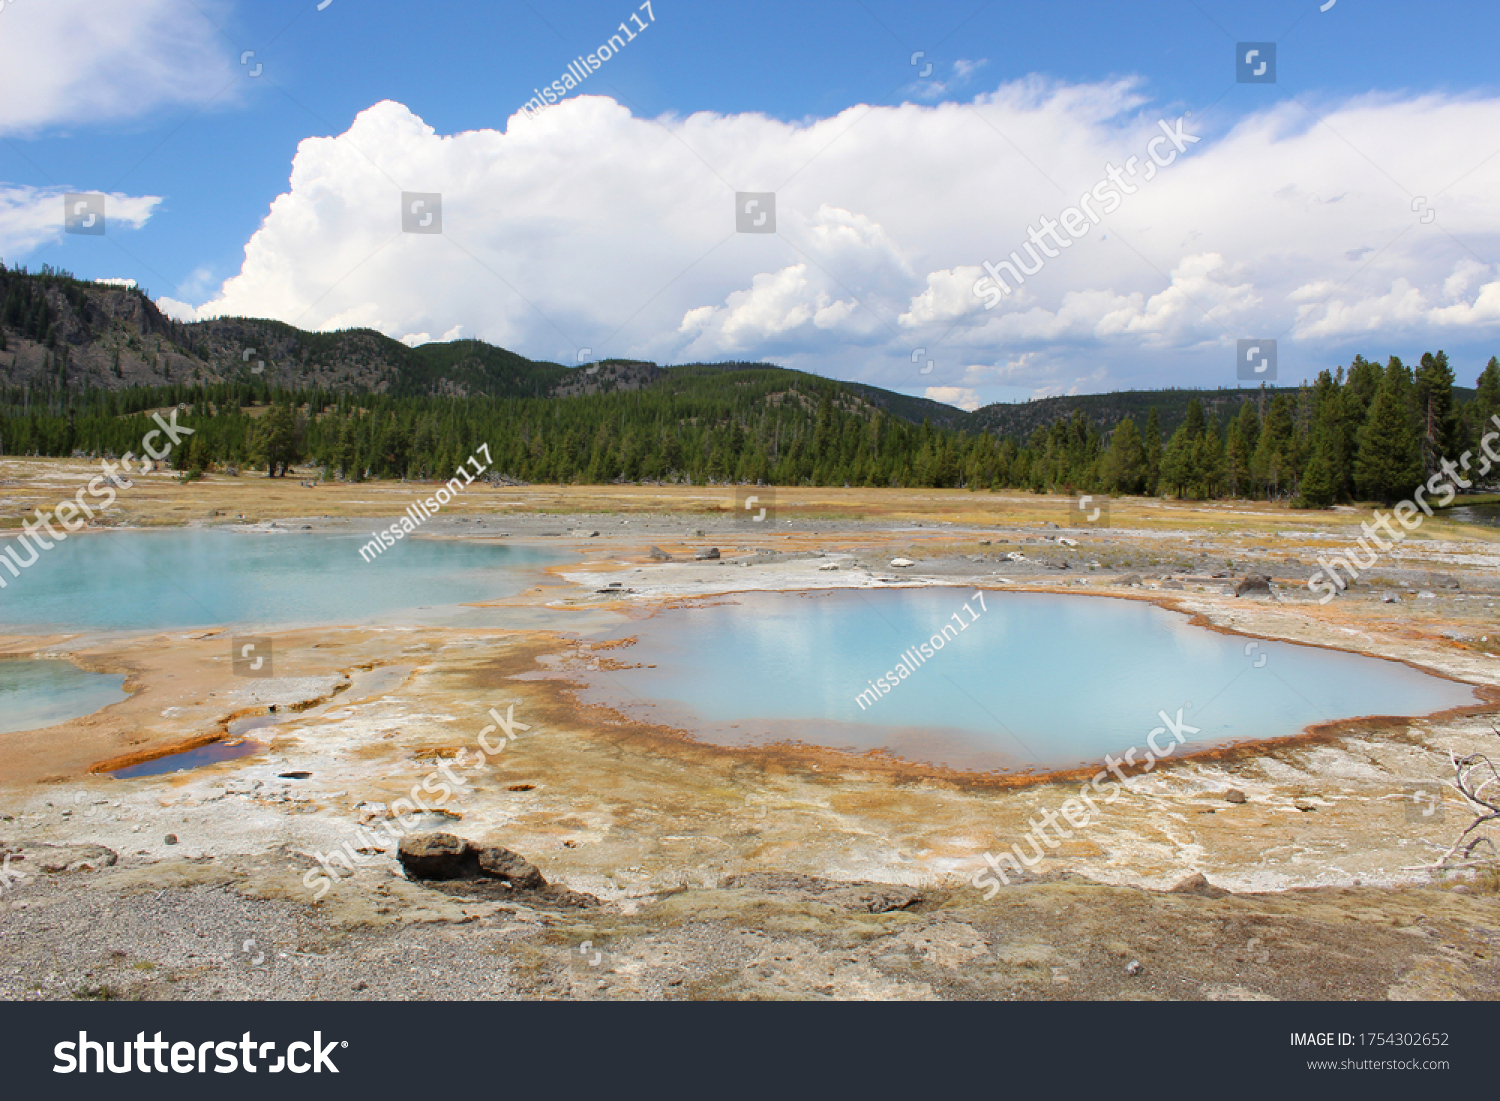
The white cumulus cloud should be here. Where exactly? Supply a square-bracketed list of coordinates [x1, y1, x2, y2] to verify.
[167, 80, 1500, 402]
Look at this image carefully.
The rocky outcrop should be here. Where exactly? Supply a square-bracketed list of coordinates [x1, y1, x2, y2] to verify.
[396, 833, 595, 906]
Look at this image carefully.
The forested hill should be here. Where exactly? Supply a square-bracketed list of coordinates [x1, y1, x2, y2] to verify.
[2, 264, 1497, 502]
[0, 264, 965, 418]
[967, 384, 1480, 441]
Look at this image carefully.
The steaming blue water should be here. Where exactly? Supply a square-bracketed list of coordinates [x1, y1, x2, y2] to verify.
[0, 660, 128, 735]
[571, 589, 1480, 773]
[0, 530, 564, 632]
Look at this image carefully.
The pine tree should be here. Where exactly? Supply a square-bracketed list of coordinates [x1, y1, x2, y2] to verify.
[1473, 356, 1500, 438]
[1354, 358, 1423, 503]
[1143, 407, 1163, 495]
[1101, 415, 1146, 494]
[1414, 350, 1460, 473]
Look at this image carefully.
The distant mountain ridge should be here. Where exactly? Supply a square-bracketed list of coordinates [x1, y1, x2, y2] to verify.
[0, 264, 1478, 442]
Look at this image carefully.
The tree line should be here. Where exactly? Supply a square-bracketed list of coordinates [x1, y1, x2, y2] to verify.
[0, 352, 1496, 506]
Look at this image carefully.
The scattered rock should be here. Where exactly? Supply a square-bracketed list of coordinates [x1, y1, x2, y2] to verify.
[164, 834, 179, 846]
[694, 547, 720, 560]
[648, 546, 672, 562]
[571, 529, 600, 538]
[890, 558, 915, 568]
[818, 563, 839, 570]
[1431, 574, 1461, 589]
[1382, 594, 1400, 603]
[1126, 959, 1143, 976]
[1224, 788, 1248, 804]
[1119, 574, 1144, 587]
[1162, 580, 1184, 590]
[278, 772, 312, 780]
[1418, 591, 1437, 600]
[0, 842, 118, 873]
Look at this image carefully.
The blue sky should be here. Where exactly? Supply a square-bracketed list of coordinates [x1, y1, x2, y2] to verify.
[3, 0, 1499, 406]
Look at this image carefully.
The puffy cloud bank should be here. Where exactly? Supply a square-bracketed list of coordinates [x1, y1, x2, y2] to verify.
[177, 81, 1500, 403]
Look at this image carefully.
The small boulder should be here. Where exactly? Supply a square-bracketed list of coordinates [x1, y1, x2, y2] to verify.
[397, 832, 477, 880]
[1170, 872, 1229, 898]
[1224, 788, 1248, 804]
[1119, 573, 1144, 587]
[694, 547, 720, 560]
[1233, 574, 1273, 597]
[890, 557, 915, 568]
[648, 546, 672, 562]
[474, 846, 547, 890]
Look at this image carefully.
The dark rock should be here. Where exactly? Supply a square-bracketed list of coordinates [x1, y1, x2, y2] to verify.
[694, 547, 721, 560]
[397, 832, 478, 880]
[1224, 788, 1247, 804]
[1233, 574, 1273, 597]
[474, 846, 546, 890]
[396, 833, 589, 903]
[648, 546, 672, 561]
[1119, 573, 1144, 587]
[1432, 574, 1461, 589]
[279, 771, 312, 780]
[164, 834, 179, 846]
[1170, 872, 1229, 898]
